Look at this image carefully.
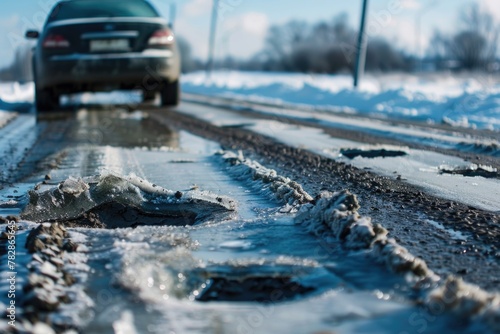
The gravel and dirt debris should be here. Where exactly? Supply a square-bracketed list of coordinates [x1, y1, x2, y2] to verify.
[9, 222, 91, 333]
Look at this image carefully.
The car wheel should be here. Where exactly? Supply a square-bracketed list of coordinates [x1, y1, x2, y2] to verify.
[36, 88, 60, 112]
[160, 80, 179, 107]
[142, 90, 157, 102]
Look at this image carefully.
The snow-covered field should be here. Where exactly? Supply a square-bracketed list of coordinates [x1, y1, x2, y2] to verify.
[0, 81, 33, 121]
[182, 71, 500, 131]
[2, 71, 500, 131]
[0, 81, 34, 104]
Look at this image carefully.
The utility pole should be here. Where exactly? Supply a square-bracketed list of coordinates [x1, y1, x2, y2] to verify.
[169, 2, 177, 30]
[353, 0, 369, 88]
[206, 0, 220, 78]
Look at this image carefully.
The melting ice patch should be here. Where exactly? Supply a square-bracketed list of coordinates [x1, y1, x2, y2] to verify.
[21, 172, 237, 227]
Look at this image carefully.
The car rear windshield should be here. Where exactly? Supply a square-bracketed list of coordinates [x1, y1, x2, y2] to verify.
[47, 0, 159, 22]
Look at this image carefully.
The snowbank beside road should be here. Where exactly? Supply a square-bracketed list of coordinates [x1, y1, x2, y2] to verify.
[0, 81, 34, 103]
[0, 81, 34, 114]
[0, 110, 16, 128]
[2, 71, 499, 131]
[182, 71, 500, 131]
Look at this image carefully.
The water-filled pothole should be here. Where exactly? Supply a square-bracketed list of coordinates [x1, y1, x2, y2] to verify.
[340, 148, 408, 159]
[61, 202, 199, 228]
[197, 275, 315, 302]
[194, 264, 341, 303]
[21, 173, 236, 228]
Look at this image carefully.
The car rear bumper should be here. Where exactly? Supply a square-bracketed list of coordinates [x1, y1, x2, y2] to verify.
[36, 49, 180, 93]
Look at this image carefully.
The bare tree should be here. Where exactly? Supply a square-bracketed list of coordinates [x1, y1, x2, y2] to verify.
[0, 44, 33, 82]
[264, 20, 310, 71]
[261, 14, 409, 74]
[177, 36, 196, 73]
[429, 3, 499, 70]
[460, 3, 499, 63]
[451, 31, 486, 70]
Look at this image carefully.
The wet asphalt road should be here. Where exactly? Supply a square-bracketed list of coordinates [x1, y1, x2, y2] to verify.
[0, 102, 499, 291]
[0, 99, 499, 333]
[150, 101, 500, 291]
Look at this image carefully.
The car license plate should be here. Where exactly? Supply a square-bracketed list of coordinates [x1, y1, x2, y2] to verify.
[90, 39, 129, 52]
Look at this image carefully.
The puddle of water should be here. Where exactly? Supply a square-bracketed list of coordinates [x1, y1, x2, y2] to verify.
[0, 183, 36, 216]
[196, 267, 329, 302]
[72, 109, 180, 149]
[425, 219, 468, 241]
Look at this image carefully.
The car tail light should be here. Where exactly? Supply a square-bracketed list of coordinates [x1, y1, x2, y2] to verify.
[42, 34, 70, 48]
[148, 29, 174, 46]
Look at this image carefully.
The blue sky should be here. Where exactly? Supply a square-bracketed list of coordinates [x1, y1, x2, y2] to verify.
[0, 0, 498, 68]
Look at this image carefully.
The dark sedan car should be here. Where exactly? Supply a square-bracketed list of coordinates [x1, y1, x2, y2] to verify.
[26, 0, 181, 112]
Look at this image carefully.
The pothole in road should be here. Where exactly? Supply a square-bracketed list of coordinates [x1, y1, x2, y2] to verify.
[340, 148, 408, 159]
[21, 173, 237, 228]
[197, 275, 315, 302]
[61, 202, 200, 228]
[439, 164, 499, 179]
[195, 264, 340, 303]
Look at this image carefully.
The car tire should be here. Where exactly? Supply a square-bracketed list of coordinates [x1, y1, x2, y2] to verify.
[143, 90, 156, 102]
[36, 88, 59, 112]
[160, 80, 179, 107]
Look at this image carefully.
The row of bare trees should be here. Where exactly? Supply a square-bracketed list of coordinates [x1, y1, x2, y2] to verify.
[257, 3, 499, 73]
[259, 14, 411, 73]
[0, 45, 33, 82]
[0, 3, 498, 80]
[430, 4, 499, 70]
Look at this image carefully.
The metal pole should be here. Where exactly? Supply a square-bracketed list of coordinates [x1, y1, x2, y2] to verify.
[206, 0, 219, 78]
[353, 0, 369, 88]
[169, 2, 176, 30]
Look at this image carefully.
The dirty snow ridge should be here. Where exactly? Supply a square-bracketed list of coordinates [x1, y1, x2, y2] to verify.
[0, 110, 17, 129]
[21, 172, 236, 227]
[295, 190, 500, 331]
[217, 150, 313, 206]
[18, 222, 92, 332]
